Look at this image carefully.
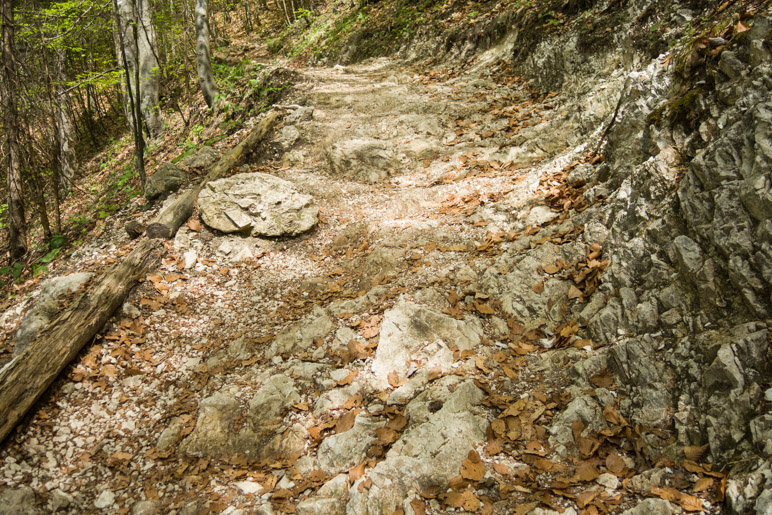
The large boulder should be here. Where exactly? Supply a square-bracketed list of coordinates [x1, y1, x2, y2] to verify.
[198, 172, 318, 237]
[145, 162, 187, 200]
[326, 138, 399, 183]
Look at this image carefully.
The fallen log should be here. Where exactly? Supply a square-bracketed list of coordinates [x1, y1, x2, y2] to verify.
[0, 239, 166, 442]
[0, 111, 281, 443]
[146, 110, 280, 239]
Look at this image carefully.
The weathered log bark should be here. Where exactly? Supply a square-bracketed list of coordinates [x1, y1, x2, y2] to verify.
[146, 110, 280, 239]
[0, 240, 165, 443]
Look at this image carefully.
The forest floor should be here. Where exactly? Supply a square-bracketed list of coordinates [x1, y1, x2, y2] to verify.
[0, 36, 721, 515]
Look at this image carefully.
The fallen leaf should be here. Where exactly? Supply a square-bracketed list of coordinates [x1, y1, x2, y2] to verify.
[577, 489, 599, 508]
[475, 356, 491, 374]
[460, 452, 485, 482]
[410, 499, 426, 515]
[575, 461, 600, 482]
[349, 462, 366, 481]
[375, 427, 400, 445]
[590, 369, 614, 388]
[693, 477, 713, 493]
[567, 285, 583, 299]
[606, 453, 626, 475]
[335, 369, 358, 386]
[474, 301, 495, 315]
[493, 463, 510, 475]
[543, 264, 559, 274]
[335, 410, 360, 434]
[532, 281, 545, 294]
[684, 444, 709, 462]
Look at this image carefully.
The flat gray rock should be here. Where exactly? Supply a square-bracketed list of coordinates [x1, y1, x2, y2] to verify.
[371, 301, 483, 387]
[198, 172, 318, 237]
[326, 138, 399, 183]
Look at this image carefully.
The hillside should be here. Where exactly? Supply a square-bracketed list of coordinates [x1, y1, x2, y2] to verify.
[0, 0, 770, 514]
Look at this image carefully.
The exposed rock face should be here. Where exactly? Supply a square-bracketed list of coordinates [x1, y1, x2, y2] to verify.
[145, 162, 186, 200]
[505, 3, 772, 508]
[371, 301, 483, 386]
[198, 172, 319, 237]
[346, 377, 487, 514]
[14, 272, 93, 356]
[325, 139, 399, 183]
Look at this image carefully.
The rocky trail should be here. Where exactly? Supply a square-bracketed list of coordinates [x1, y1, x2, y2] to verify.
[2, 5, 772, 513]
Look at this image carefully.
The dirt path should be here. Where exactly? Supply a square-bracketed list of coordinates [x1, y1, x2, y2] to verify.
[0, 50, 647, 515]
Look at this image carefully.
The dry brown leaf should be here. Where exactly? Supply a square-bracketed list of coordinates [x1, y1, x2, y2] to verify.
[485, 439, 504, 456]
[603, 405, 625, 426]
[589, 369, 614, 388]
[475, 356, 491, 374]
[567, 285, 583, 299]
[349, 462, 366, 481]
[101, 365, 119, 378]
[543, 264, 560, 274]
[532, 281, 545, 294]
[460, 452, 485, 482]
[492, 463, 510, 475]
[335, 369, 358, 386]
[577, 489, 599, 508]
[387, 371, 405, 388]
[693, 477, 713, 493]
[342, 394, 363, 410]
[474, 301, 495, 315]
[410, 499, 426, 515]
[386, 415, 408, 431]
[684, 444, 709, 462]
[606, 453, 626, 475]
[335, 410, 360, 434]
[441, 489, 481, 511]
[575, 461, 600, 482]
[375, 427, 400, 445]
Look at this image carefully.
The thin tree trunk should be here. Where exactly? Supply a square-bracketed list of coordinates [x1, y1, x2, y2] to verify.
[114, 0, 146, 188]
[1, 0, 27, 262]
[54, 50, 77, 193]
[195, 0, 217, 108]
[136, 0, 164, 137]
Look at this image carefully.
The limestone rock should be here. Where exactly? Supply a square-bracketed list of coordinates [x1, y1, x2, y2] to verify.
[346, 377, 486, 513]
[620, 499, 676, 515]
[0, 487, 38, 515]
[247, 375, 300, 431]
[132, 500, 161, 515]
[198, 172, 318, 237]
[295, 497, 345, 515]
[317, 413, 386, 474]
[179, 392, 239, 457]
[371, 301, 483, 386]
[183, 146, 218, 170]
[267, 306, 334, 358]
[326, 138, 399, 183]
[14, 272, 93, 356]
[145, 162, 186, 200]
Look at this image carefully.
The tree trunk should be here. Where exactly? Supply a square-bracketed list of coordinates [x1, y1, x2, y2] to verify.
[54, 50, 77, 194]
[0, 239, 165, 443]
[1, 0, 27, 262]
[136, 0, 164, 137]
[195, 0, 217, 109]
[114, 0, 147, 188]
[115, 0, 163, 139]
